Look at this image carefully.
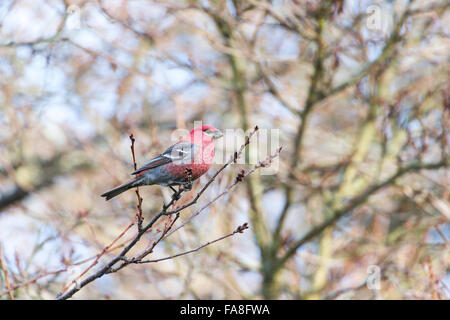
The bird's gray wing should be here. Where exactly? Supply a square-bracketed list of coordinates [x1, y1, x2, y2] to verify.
[131, 142, 194, 175]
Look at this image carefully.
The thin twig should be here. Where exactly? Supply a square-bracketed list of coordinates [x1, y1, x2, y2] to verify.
[130, 134, 144, 230]
[0, 235, 137, 297]
[0, 244, 15, 300]
[58, 220, 135, 296]
[135, 223, 249, 264]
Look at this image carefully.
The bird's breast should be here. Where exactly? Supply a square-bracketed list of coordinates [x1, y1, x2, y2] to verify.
[166, 163, 210, 180]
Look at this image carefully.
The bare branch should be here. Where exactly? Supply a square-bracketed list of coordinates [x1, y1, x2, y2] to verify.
[129, 134, 144, 230]
[0, 244, 14, 299]
[133, 223, 249, 264]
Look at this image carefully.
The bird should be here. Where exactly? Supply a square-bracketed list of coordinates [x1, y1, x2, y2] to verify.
[101, 125, 223, 200]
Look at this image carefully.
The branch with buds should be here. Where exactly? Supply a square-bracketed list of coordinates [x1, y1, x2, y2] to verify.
[129, 134, 144, 231]
[55, 125, 282, 300]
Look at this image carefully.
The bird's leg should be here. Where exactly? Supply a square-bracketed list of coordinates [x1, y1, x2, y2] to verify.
[183, 181, 193, 191]
[169, 186, 181, 200]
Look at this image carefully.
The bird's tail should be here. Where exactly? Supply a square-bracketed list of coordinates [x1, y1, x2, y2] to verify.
[101, 179, 141, 201]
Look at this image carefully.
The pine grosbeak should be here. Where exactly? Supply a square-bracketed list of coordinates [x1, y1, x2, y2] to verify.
[101, 125, 223, 200]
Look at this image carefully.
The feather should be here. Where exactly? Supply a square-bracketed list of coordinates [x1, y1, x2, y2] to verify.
[131, 142, 194, 175]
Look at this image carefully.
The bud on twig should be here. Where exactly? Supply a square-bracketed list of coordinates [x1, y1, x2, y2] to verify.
[235, 222, 249, 233]
[235, 169, 246, 183]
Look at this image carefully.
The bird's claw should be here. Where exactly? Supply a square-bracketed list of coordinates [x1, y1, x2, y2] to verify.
[169, 183, 191, 201]
[169, 186, 182, 200]
[183, 182, 193, 191]
[172, 191, 181, 201]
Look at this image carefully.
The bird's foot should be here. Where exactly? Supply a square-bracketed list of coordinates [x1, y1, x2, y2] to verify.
[183, 182, 193, 191]
[170, 186, 182, 200]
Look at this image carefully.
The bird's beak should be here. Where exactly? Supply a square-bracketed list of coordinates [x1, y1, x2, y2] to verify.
[212, 129, 223, 140]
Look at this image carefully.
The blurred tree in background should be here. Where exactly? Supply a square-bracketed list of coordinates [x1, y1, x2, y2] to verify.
[0, 0, 449, 299]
